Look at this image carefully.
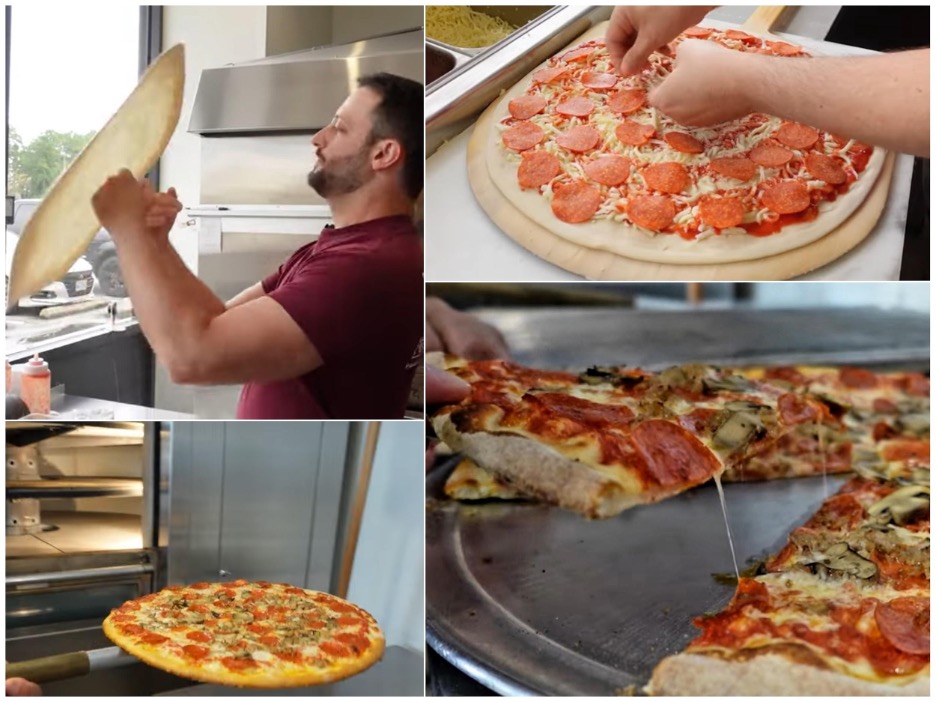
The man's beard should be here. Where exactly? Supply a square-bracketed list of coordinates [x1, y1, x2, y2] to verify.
[307, 148, 372, 198]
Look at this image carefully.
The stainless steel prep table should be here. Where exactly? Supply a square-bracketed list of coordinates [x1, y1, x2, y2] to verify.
[425, 304, 928, 695]
[425, 9, 914, 281]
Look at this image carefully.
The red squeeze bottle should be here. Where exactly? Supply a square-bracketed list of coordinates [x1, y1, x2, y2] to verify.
[21, 354, 51, 415]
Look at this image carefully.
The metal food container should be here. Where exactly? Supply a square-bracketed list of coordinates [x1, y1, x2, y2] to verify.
[426, 5, 612, 155]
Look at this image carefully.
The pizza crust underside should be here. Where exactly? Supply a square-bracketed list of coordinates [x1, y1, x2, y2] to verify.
[649, 651, 929, 696]
[484, 23, 886, 266]
[102, 605, 385, 688]
[433, 413, 710, 518]
[7, 44, 185, 305]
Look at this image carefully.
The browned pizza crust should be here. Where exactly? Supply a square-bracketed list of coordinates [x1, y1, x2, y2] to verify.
[649, 651, 929, 696]
[433, 413, 717, 518]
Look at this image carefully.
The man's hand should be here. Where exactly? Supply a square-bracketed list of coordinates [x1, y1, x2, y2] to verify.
[649, 39, 756, 126]
[607, 6, 713, 76]
[92, 171, 182, 242]
[6, 678, 42, 696]
[426, 297, 509, 361]
[425, 365, 470, 470]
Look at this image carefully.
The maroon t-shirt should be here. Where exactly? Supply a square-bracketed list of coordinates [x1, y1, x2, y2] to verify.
[236, 215, 423, 419]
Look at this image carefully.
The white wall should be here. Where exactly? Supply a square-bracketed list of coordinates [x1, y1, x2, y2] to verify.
[346, 421, 424, 651]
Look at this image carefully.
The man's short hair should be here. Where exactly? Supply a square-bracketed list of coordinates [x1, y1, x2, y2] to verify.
[357, 73, 424, 200]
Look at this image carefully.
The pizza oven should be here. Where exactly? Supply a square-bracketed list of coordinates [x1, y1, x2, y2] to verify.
[6, 420, 423, 695]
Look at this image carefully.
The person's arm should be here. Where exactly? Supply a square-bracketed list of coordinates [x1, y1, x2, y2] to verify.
[92, 171, 322, 385]
[426, 297, 510, 360]
[226, 282, 265, 309]
[652, 41, 929, 158]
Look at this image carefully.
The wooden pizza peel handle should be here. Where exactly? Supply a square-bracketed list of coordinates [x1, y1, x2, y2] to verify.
[7, 652, 90, 683]
[742, 6, 789, 35]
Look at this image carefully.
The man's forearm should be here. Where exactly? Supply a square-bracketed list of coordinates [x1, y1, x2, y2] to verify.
[745, 49, 928, 158]
[112, 230, 226, 379]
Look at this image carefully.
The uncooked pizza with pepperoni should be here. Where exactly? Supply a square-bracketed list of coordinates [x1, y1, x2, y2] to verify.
[102, 580, 384, 687]
[485, 25, 886, 264]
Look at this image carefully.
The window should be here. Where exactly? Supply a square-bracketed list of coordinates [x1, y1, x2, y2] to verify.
[6, 5, 142, 304]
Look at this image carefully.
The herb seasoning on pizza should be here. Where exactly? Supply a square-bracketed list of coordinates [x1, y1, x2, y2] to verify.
[488, 26, 885, 264]
[103, 580, 384, 688]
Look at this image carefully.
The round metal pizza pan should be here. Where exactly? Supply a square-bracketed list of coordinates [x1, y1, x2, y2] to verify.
[426, 466, 850, 696]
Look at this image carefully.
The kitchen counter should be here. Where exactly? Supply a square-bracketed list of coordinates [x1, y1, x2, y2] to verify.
[158, 646, 424, 696]
[19, 395, 195, 421]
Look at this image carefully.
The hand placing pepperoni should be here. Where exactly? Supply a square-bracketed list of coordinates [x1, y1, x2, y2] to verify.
[648, 40, 760, 126]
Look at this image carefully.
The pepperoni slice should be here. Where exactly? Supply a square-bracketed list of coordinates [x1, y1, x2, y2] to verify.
[761, 181, 810, 214]
[119, 623, 145, 635]
[837, 367, 876, 389]
[776, 123, 820, 150]
[881, 440, 930, 462]
[183, 645, 210, 660]
[710, 157, 757, 181]
[245, 623, 270, 635]
[643, 162, 689, 194]
[121, 601, 141, 611]
[699, 197, 745, 229]
[186, 630, 213, 642]
[327, 601, 358, 614]
[556, 96, 596, 118]
[306, 619, 327, 630]
[275, 651, 303, 663]
[320, 641, 352, 658]
[664, 132, 704, 154]
[259, 634, 279, 646]
[222, 657, 258, 671]
[517, 151, 561, 189]
[110, 613, 134, 623]
[631, 419, 721, 487]
[770, 41, 801, 56]
[724, 29, 754, 41]
[583, 155, 632, 187]
[627, 195, 676, 230]
[608, 89, 646, 115]
[532, 66, 568, 84]
[875, 597, 930, 655]
[189, 582, 211, 590]
[502, 121, 545, 152]
[508, 94, 546, 120]
[561, 46, 594, 63]
[556, 125, 600, 153]
[778, 393, 819, 425]
[551, 181, 602, 223]
[805, 152, 847, 185]
[337, 616, 368, 629]
[581, 71, 618, 90]
[335, 633, 370, 655]
[750, 140, 794, 167]
[684, 26, 714, 38]
[140, 632, 169, 645]
[615, 120, 655, 146]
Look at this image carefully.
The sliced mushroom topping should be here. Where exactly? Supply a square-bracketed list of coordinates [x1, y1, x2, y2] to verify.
[713, 411, 763, 451]
[702, 373, 754, 395]
[806, 542, 878, 580]
[895, 413, 930, 437]
[724, 400, 766, 412]
[578, 366, 619, 386]
[869, 485, 930, 526]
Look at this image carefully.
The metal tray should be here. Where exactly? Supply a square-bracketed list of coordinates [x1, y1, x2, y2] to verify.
[427, 466, 850, 695]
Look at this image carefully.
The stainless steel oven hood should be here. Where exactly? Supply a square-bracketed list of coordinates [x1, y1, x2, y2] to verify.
[188, 28, 424, 135]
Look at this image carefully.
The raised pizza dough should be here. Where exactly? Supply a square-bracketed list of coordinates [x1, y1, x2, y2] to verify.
[7, 44, 185, 307]
[483, 23, 886, 266]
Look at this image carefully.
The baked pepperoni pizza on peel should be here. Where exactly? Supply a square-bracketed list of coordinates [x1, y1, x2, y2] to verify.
[480, 24, 888, 268]
[102, 580, 384, 688]
[429, 355, 929, 694]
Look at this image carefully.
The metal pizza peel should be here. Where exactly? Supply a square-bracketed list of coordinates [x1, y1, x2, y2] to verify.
[6, 43, 185, 309]
[6, 646, 136, 683]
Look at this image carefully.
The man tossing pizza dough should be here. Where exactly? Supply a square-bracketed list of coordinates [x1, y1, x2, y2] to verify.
[607, 6, 928, 158]
[91, 73, 424, 419]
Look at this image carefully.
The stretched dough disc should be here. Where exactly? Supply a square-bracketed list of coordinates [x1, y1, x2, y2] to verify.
[7, 43, 185, 308]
